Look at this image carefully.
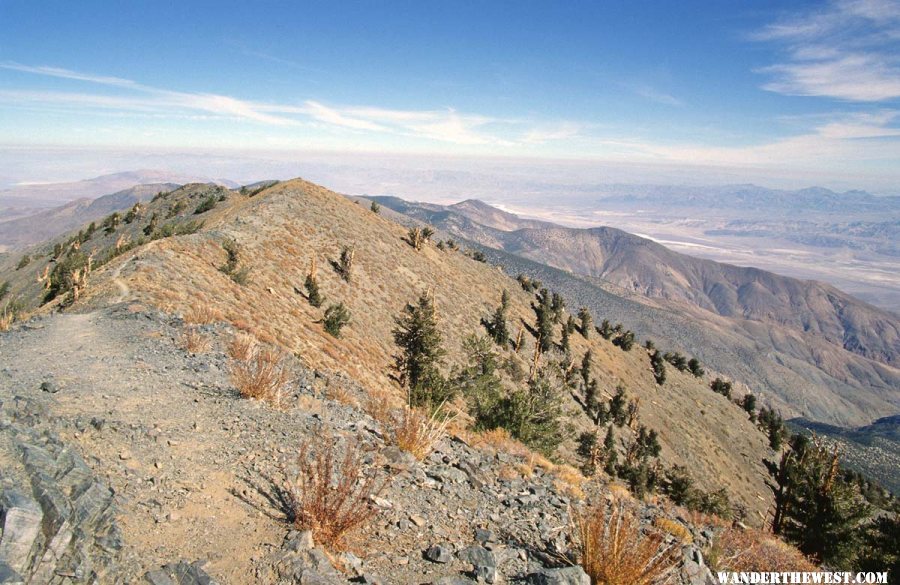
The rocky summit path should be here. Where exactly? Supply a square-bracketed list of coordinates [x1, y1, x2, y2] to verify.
[0, 305, 717, 584]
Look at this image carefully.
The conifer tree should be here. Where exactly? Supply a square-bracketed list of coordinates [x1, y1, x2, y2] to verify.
[484, 290, 510, 347]
[577, 307, 592, 338]
[603, 426, 618, 475]
[323, 303, 351, 337]
[597, 319, 613, 340]
[304, 258, 324, 307]
[532, 288, 555, 353]
[687, 357, 704, 377]
[768, 435, 870, 566]
[392, 292, 448, 407]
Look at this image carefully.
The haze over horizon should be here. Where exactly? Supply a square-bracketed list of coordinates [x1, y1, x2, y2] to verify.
[2, 0, 900, 194]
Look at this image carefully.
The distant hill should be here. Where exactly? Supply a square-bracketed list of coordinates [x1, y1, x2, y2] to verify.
[372, 196, 900, 427]
[0, 170, 236, 205]
[0, 183, 178, 250]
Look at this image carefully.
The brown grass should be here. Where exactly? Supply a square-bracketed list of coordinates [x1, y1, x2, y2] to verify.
[180, 327, 211, 354]
[573, 501, 680, 585]
[284, 436, 386, 551]
[706, 526, 817, 573]
[653, 517, 693, 544]
[364, 386, 397, 426]
[184, 304, 222, 324]
[230, 346, 291, 406]
[228, 332, 256, 361]
[385, 405, 455, 461]
[0, 309, 13, 332]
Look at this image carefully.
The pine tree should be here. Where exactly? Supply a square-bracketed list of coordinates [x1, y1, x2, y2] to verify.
[650, 350, 667, 385]
[609, 385, 628, 426]
[741, 393, 757, 418]
[304, 258, 324, 307]
[323, 303, 351, 337]
[392, 292, 448, 407]
[370, 201, 381, 214]
[597, 319, 613, 340]
[484, 290, 510, 347]
[687, 357, 705, 377]
[336, 246, 355, 282]
[577, 307, 592, 338]
[532, 288, 555, 353]
[768, 435, 870, 566]
[710, 377, 732, 398]
[603, 426, 618, 475]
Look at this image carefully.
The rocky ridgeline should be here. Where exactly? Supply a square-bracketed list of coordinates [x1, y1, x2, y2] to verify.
[1, 306, 718, 583]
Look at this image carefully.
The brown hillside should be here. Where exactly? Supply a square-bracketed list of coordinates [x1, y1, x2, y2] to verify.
[5, 178, 775, 520]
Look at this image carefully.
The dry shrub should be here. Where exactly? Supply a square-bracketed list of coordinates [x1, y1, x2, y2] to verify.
[385, 404, 455, 461]
[364, 387, 396, 426]
[706, 526, 816, 573]
[230, 346, 290, 406]
[574, 501, 680, 585]
[228, 332, 256, 361]
[184, 304, 221, 324]
[325, 383, 357, 407]
[284, 436, 386, 551]
[552, 464, 586, 499]
[654, 517, 693, 544]
[0, 310, 13, 332]
[180, 327, 211, 354]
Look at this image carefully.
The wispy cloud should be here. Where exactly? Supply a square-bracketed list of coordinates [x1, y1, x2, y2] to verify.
[753, 0, 900, 101]
[632, 85, 684, 106]
[0, 62, 575, 147]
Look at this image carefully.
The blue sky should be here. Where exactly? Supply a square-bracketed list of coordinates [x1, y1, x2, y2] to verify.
[1, 0, 900, 189]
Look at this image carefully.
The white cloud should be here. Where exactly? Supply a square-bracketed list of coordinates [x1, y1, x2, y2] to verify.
[0, 62, 540, 146]
[753, 0, 900, 102]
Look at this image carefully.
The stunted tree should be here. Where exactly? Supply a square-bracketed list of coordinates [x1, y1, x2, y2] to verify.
[483, 290, 510, 347]
[609, 385, 628, 427]
[597, 319, 613, 340]
[577, 307, 592, 338]
[336, 246, 355, 282]
[603, 426, 617, 475]
[710, 377, 732, 398]
[650, 350, 667, 385]
[392, 292, 448, 407]
[305, 257, 325, 307]
[532, 288, 555, 353]
[767, 435, 870, 567]
[687, 357, 704, 378]
[323, 303, 351, 337]
[370, 201, 381, 214]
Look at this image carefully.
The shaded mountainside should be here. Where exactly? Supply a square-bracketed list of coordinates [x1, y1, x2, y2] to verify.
[0, 183, 179, 250]
[788, 416, 900, 494]
[372, 196, 900, 427]
[0, 178, 777, 522]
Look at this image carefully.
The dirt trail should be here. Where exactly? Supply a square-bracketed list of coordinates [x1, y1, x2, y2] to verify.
[0, 306, 285, 582]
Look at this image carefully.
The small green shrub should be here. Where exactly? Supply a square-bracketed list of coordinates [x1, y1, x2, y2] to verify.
[323, 303, 351, 337]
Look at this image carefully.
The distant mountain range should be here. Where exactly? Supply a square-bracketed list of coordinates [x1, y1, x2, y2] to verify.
[541, 183, 900, 214]
[0, 183, 178, 250]
[373, 196, 900, 426]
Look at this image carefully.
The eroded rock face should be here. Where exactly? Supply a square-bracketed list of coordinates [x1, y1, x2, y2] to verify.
[0, 398, 122, 584]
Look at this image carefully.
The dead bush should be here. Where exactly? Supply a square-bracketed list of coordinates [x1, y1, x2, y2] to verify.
[184, 304, 221, 324]
[364, 387, 396, 426]
[284, 435, 386, 551]
[573, 500, 680, 585]
[385, 404, 454, 461]
[180, 327, 211, 354]
[653, 517, 693, 544]
[230, 346, 291, 406]
[706, 526, 816, 573]
[228, 332, 256, 361]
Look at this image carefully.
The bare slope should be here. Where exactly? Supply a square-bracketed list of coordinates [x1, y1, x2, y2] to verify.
[0, 178, 776, 519]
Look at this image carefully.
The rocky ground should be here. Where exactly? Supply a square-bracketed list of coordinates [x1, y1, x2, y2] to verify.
[0, 304, 717, 584]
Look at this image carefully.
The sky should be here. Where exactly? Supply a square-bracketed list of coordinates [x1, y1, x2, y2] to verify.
[1, 0, 900, 192]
